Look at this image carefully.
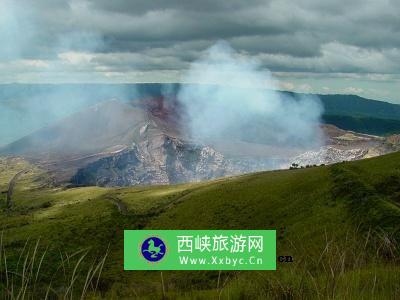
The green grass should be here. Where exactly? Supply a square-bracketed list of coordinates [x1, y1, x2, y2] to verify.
[0, 152, 400, 299]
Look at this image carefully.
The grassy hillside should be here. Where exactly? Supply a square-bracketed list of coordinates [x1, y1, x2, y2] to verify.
[0, 153, 400, 299]
[322, 114, 400, 136]
[318, 94, 400, 120]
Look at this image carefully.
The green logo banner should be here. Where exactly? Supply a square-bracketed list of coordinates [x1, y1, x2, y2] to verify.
[124, 230, 276, 270]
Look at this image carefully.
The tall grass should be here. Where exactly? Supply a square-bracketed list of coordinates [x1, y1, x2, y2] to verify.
[214, 228, 400, 300]
[0, 231, 398, 299]
[0, 232, 108, 300]
[145, 228, 399, 300]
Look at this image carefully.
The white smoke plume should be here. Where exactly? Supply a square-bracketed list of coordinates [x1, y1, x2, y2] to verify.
[178, 41, 324, 149]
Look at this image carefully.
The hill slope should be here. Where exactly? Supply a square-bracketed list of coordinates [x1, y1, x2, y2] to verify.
[1, 150, 400, 298]
[318, 94, 400, 120]
[284, 91, 400, 135]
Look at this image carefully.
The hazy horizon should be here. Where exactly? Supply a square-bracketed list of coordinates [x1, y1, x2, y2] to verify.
[1, 0, 399, 103]
[0, 82, 397, 104]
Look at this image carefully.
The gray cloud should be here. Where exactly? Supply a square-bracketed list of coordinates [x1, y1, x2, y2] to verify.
[1, 0, 400, 84]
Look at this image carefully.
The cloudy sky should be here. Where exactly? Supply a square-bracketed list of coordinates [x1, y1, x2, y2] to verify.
[1, 0, 400, 102]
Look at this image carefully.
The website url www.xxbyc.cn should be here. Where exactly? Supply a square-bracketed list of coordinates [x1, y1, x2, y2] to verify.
[179, 256, 263, 266]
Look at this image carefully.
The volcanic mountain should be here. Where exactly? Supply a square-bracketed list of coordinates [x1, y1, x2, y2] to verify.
[0, 99, 228, 185]
[1, 97, 399, 187]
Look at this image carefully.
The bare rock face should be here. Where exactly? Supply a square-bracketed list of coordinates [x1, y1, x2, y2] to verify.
[290, 127, 400, 167]
[291, 146, 368, 166]
[72, 134, 228, 186]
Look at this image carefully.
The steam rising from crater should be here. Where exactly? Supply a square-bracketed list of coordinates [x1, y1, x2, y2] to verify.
[178, 41, 324, 149]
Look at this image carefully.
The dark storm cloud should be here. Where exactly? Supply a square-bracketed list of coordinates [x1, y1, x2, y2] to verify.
[1, 0, 400, 74]
[82, 0, 400, 51]
[86, 0, 268, 15]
